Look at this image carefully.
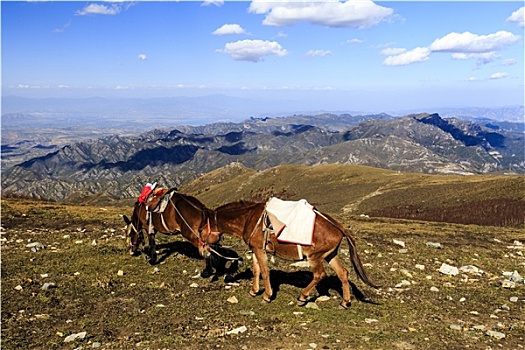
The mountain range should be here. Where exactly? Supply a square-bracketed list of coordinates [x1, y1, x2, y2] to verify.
[2, 112, 524, 202]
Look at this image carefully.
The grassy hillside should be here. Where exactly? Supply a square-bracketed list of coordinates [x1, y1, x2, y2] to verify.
[2, 196, 524, 349]
[181, 163, 524, 227]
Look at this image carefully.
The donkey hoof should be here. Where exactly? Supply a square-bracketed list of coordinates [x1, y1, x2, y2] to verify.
[200, 270, 211, 278]
[249, 290, 259, 298]
[339, 301, 351, 309]
[296, 297, 309, 307]
[263, 295, 272, 303]
[224, 274, 235, 283]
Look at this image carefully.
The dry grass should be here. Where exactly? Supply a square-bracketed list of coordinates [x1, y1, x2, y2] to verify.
[1, 196, 524, 350]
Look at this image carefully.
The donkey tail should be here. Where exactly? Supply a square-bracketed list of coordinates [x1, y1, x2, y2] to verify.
[344, 230, 380, 289]
[315, 210, 379, 288]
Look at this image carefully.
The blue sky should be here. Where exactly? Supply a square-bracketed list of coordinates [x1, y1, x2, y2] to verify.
[2, 1, 524, 113]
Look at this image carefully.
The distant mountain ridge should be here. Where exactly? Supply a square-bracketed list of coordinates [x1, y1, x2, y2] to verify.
[2, 112, 524, 202]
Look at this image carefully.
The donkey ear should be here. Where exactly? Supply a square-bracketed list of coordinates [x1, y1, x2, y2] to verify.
[122, 215, 131, 225]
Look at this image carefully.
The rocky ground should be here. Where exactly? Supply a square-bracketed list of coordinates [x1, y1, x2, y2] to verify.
[1, 198, 524, 349]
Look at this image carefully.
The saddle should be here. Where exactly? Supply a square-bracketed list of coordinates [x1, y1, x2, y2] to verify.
[145, 187, 176, 213]
[265, 197, 315, 246]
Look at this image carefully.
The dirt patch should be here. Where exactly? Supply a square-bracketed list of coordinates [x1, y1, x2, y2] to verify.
[1, 198, 524, 349]
[368, 198, 525, 226]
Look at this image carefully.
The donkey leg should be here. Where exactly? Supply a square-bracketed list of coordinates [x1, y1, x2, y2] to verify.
[328, 256, 352, 309]
[251, 248, 273, 302]
[298, 257, 327, 305]
[147, 234, 157, 264]
[249, 252, 261, 297]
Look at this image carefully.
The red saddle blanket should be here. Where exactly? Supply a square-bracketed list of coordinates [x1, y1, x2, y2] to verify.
[138, 182, 157, 203]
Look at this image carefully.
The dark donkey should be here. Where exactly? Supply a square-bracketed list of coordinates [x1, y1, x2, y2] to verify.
[203, 200, 379, 308]
[123, 189, 217, 276]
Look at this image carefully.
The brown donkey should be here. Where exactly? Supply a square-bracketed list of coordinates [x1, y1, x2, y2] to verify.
[203, 200, 379, 308]
[123, 190, 213, 268]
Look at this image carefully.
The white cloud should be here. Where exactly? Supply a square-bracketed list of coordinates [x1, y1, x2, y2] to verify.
[202, 0, 224, 7]
[429, 31, 520, 53]
[305, 49, 332, 57]
[467, 77, 479, 82]
[501, 58, 517, 66]
[138, 54, 148, 61]
[248, 0, 393, 28]
[212, 24, 246, 35]
[384, 30, 521, 67]
[382, 47, 430, 66]
[490, 72, 508, 80]
[451, 52, 499, 66]
[345, 38, 365, 45]
[76, 4, 122, 15]
[218, 39, 288, 62]
[507, 6, 524, 28]
[380, 47, 406, 56]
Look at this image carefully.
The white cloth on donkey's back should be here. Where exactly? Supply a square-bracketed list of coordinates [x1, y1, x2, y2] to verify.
[265, 197, 315, 246]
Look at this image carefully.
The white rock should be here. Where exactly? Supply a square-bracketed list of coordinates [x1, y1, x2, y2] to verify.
[486, 330, 505, 339]
[439, 263, 459, 276]
[364, 318, 378, 323]
[309, 343, 318, 349]
[430, 286, 439, 292]
[227, 296, 239, 304]
[393, 239, 405, 248]
[26, 242, 45, 251]
[415, 264, 425, 270]
[459, 265, 482, 274]
[501, 280, 516, 288]
[41, 282, 56, 290]
[305, 302, 319, 309]
[190, 283, 199, 288]
[509, 271, 523, 283]
[509, 296, 519, 303]
[400, 269, 413, 278]
[226, 326, 247, 335]
[64, 331, 87, 343]
[14, 285, 23, 291]
[426, 242, 442, 249]
[117, 270, 124, 276]
[395, 280, 411, 288]
[316, 295, 331, 302]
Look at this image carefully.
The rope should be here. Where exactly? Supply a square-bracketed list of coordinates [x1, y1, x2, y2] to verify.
[246, 210, 266, 248]
[170, 198, 202, 240]
[208, 245, 242, 261]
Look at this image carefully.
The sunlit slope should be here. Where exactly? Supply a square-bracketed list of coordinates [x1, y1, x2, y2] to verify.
[181, 163, 524, 226]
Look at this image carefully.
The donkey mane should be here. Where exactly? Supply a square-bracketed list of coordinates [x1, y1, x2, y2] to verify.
[215, 200, 262, 212]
